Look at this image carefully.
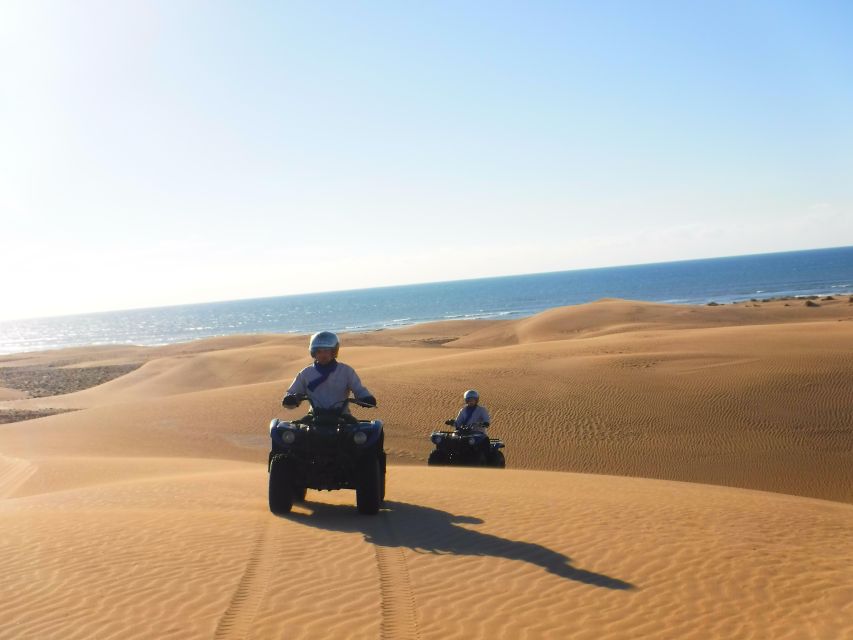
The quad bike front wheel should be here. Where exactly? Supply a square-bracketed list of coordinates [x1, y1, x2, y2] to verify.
[380, 450, 387, 502]
[268, 456, 294, 515]
[489, 450, 506, 468]
[427, 450, 446, 466]
[356, 454, 383, 515]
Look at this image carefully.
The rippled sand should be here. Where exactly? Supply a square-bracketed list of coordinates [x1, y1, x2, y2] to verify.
[1, 298, 851, 638]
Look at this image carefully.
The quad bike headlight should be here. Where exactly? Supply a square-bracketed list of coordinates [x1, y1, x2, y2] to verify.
[468, 437, 477, 446]
[281, 429, 296, 444]
[353, 431, 368, 445]
[431, 434, 443, 445]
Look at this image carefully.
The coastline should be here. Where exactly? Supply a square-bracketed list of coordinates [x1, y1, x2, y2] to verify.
[1, 291, 851, 357]
[3, 243, 853, 355]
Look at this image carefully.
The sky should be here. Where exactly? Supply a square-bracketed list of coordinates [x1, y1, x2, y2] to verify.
[1, 1, 851, 321]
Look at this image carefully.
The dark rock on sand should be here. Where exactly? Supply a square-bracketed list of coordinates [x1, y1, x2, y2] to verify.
[0, 364, 141, 398]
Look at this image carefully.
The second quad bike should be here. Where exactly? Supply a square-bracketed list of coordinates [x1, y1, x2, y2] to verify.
[427, 420, 506, 468]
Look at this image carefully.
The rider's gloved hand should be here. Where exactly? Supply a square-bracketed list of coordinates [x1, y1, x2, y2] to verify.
[282, 394, 301, 408]
[482, 422, 490, 427]
[358, 395, 377, 407]
[444, 419, 455, 426]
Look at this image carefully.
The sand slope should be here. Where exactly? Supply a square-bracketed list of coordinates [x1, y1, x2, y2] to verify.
[2, 464, 851, 639]
[1, 299, 852, 638]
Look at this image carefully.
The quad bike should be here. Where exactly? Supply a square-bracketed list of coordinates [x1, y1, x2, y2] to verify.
[427, 420, 506, 468]
[268, 395, 386, 515]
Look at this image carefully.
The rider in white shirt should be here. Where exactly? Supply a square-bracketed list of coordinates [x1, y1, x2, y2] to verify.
[282, 331, 376, 413]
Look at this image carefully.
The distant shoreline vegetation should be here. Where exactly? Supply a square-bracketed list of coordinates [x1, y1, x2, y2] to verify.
[704, 293, 852, 306]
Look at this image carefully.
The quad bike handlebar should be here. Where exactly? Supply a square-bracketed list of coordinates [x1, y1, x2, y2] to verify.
[287, 393, 376, 411]
[444, 419, 489, 429]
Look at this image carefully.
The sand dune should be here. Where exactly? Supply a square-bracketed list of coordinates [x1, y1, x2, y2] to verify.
[450, 297, 853, 347]
[1, 299, 852, 638]
[2, 465, 851, 639]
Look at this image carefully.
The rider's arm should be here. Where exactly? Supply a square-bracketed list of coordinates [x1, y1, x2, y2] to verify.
[286, 369, 308, 396]
[283, 371, 308, 407]
[479, 406, 491, 425]
[346, 366, 373, 402]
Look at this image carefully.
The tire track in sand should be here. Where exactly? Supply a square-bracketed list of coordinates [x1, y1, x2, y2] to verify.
[375, 519, 420, 640]
[214, 518, 276, 640]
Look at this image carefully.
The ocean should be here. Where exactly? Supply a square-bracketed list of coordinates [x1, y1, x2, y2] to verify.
[1, 246, 851, 355]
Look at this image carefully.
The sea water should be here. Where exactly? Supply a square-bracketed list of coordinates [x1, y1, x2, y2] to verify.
[1, 246, 851, 355]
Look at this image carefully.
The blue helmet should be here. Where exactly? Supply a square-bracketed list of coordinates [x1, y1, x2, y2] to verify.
[309, 331, 340, 358]
[464, 389, 479, 402]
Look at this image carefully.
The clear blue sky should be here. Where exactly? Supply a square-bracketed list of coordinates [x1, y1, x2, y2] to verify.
[1, 1, 851, 320]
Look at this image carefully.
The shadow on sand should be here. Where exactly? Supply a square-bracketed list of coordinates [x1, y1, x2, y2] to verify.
[283, 500, 635, 590]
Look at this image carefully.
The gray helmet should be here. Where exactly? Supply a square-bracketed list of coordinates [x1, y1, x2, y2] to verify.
[309, 331, 340, 358]
[463, 389, 479, 401]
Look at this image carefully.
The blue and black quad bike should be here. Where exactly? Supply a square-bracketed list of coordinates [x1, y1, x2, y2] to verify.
[268, 395, 386, 515]
[428, 420, 506, 468]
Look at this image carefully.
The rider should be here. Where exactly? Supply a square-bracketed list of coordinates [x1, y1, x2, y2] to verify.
[452, 389, 490, 433]
[282, 331, 376, 414]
